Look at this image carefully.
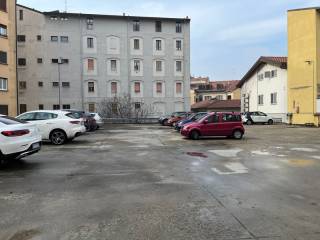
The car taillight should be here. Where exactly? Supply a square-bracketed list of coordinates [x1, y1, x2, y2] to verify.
[70, 121, 80, 125]
[1, 129, 30, 137]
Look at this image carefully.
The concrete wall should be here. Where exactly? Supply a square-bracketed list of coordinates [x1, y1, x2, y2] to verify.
[287, 9, 319, 125]
[17, 5, 191, 116]
[0, 0, 17, 116]
[240, 63, 288, 123]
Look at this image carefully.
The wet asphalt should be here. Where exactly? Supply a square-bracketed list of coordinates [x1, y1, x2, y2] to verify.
[0, 124, 320, 240]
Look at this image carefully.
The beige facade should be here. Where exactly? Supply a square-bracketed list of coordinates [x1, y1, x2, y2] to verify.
[0, 0, 17, 116]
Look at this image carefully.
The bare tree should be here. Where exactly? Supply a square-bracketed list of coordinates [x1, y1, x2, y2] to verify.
[97, 94, 155, 123]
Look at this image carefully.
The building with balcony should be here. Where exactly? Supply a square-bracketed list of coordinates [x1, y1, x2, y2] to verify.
[0, 0, 17, 116]
[16, 4, 191, 116]
[288, 7, 320, 126]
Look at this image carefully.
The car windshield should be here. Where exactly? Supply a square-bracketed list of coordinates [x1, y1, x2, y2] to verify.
[194, 113, 207, 121]
[196, 114, 208, 122]
[66, 112, 82, 119]
[0, 116, 27, 125]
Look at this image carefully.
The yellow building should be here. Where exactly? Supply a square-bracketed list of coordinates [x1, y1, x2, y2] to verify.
[288, 7, 320, 126]
[0, 0, 17, 116]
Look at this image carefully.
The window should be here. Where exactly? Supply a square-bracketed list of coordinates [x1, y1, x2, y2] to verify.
[63, 104, 70, 110]
[88, 103, 95, 112]
[52, 82, 59, 87]
[271, 93, 277, 104]
[39, 104, 44, 110]
[176, 40, 182, 51]
[156, 61, 162, 72]
[156, 40, 162, 51]
[176, 61, 182, 72]
[37, 58, 43, 64]
[0, 0, 6, 11]
[38, 81, 43, 87]
[134, 82, 141, 93]
[62, 82, 70, 88]
[156, 82, 162, 93]
[19, 81, 27, 89]
[0, 77, 8, 91]
[87, 18, 94, 30]
[205, 96, 212, 100]
[207, 115, 220, 123]
[17, 35, 26, 42]
[222, 114, 241, 122]
[19, 9, 23, 20]
[53, 105, 60, 110]
[60, 36, 69, 42]
[51, 36, 58, 42]
[258, 95, 264, 105]
[133, 20, 140, 31]
[87, 59, 94, 71]
[176, 22, 182, 33]
[88, 82, 95, 92]
[34, 112, 58, 120]
[216, 95, 223, 100]
[134, 60, 140, 72]
[155, 21, 162, 32]
[0, 24, 7, 37]
[271, 70, 277, 78]
[18, 58, 26, 66]
[227, 95, 232, 100]
[111, 82, 117, 94]
[37, 35, 42, 41]
[258, 74, 264, 81]
[135, 102, 141, 110]
[176, 82, 182, 94]
[52, 59, 59, 64]
[87, 37, 94, 48]
[20, 104, 27, 114]
[0, 51, 7, 64]
[111, 60, 117, 72]
[61, 59, 69, 64]
[0, 105, 8, 115]
[265, 71, 271, 78]
[134, 39, 140, 50]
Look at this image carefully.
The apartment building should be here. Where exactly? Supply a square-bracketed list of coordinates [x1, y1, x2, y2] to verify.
[0, 0, 17, 116]
[288, 7, 320, 126]
[190, 76, 209, 105]
[238, 56, 288, 123]
[16, 5, 191, 116]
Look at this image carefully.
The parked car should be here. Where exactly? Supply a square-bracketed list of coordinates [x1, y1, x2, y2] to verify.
[0, 115, 42, 161]
[175, 112, 208, 131]
[242, 111, 274, 125]
[181, 112, 245, 140]
[89, 112, 104, 129]
[158, 112, 186, 126]
[167, 112, 192, 126]
[66, 110, 97, 131]
[16, 110, 86, 145]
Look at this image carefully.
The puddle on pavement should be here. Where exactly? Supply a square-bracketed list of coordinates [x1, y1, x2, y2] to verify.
[186, 152, 208, 158]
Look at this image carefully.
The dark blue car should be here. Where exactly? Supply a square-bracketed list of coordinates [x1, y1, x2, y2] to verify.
[175, 112, 208, 131]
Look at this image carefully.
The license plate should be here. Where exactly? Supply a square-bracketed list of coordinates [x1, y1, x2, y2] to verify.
[32, 142, 40, 149]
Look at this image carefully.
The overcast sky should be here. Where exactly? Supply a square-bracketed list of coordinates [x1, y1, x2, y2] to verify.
[17, 0, 319, 80]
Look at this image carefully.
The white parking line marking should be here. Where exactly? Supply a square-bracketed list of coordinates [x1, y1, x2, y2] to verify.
[251, 150, 271, 156]
[291, 148, 318, 153]
[208, 148, 242, 158]
[212, 162, 248, 175]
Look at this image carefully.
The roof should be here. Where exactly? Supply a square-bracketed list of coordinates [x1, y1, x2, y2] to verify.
[17, 4, 190, 22]
[210, 80, 240, 92]
[191, 99, 241, 110]
[195, 80, 240, 93]
[237, 56, 287, 88]
[288, 7, 320, 12]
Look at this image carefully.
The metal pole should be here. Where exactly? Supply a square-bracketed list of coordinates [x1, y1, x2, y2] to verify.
[58, 62, 61, 109]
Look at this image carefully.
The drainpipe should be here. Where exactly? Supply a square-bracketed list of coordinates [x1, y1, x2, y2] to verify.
[79, 13, 84, 110]
[15, 0, 18, 115]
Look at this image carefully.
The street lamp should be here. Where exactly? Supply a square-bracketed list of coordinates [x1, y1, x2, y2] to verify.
[57, 58, 66, 110]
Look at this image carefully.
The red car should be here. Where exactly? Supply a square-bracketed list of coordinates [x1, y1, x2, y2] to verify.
[181, 112, 245, 140]
[167, 112, 192, 126]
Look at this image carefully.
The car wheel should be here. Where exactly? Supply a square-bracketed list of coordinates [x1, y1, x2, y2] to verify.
[233, 130, 243, 140]
[190, 130, 200, 140]
[163, 119, 168, 126]
[268, 119, 274, 125]
[50, 130, 67, 145]
[246, 120, 253, 125]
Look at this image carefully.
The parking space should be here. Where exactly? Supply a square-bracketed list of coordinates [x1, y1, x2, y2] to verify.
[1, 124, 320, 239]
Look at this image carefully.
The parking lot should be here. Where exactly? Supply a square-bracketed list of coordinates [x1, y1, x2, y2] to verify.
[1, 124, 320, 240]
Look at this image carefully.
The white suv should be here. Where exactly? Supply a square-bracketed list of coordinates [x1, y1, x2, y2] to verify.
[242, 112, 274, 125]
[0, 115, 42, 161]
[16, 110, 86, 145]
